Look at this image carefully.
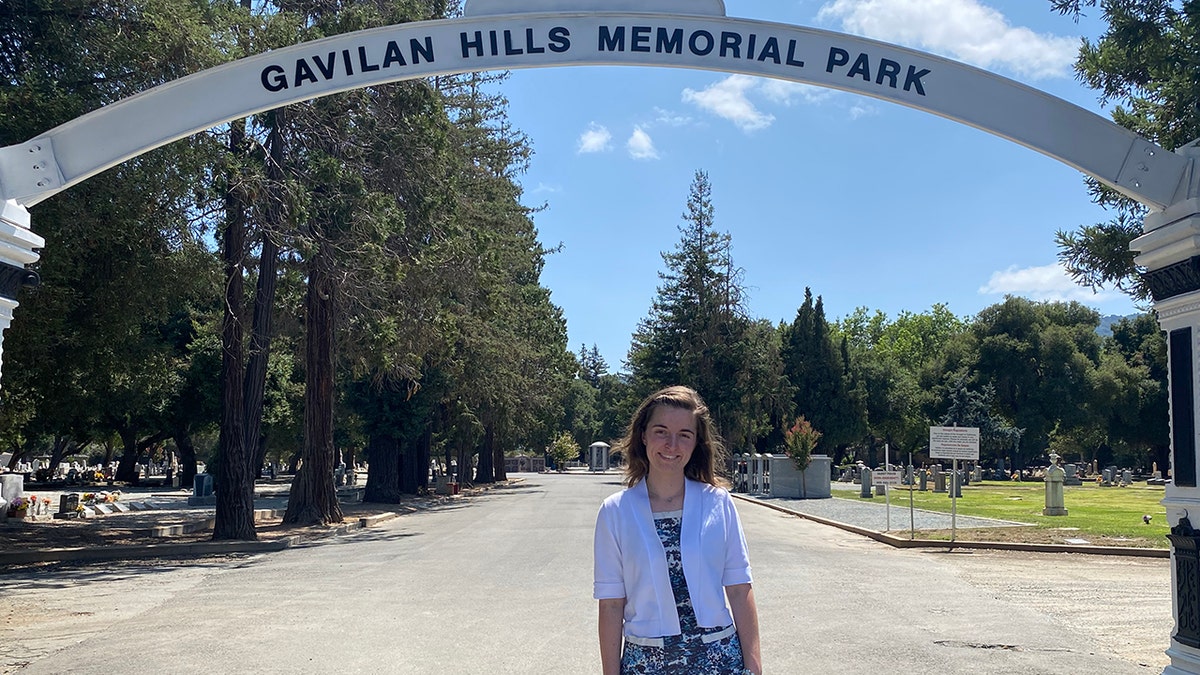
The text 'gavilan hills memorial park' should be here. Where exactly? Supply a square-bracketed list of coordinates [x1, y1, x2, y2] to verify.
[9, 0, 1200, 672]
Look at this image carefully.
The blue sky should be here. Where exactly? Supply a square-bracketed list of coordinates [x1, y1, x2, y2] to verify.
[498, 0, 1132, 371]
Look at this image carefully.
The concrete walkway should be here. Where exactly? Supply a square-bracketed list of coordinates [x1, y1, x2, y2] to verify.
[0, 473, 1172, 674]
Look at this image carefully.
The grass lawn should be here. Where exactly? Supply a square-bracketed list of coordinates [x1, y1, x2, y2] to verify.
[834, 480, 1171, 549]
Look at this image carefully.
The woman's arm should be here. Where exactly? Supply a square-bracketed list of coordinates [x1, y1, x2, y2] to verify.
[598, 597, 626, 675]
[726, 583, 761, 675]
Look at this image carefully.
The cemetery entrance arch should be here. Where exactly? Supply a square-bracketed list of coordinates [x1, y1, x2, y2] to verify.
[3, 2, 1200, 672]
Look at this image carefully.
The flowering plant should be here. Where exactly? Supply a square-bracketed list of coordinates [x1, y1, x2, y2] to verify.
[7, 497, 31, 517]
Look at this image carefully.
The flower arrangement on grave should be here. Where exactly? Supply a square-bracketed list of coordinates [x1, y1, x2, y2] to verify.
[79, 490, 122, 506]
[7, 497, 31, 517]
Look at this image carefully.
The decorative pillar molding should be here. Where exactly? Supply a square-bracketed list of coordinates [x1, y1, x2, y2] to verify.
[0, 200, 44, 380]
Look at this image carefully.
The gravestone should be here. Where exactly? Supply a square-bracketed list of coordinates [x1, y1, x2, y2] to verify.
[905, 464, 914, 486]
[187, 473, 216, 506]
[1122, 469, 1133, 486]
[54, 493, 80, 520]
[972, 465, 982, 483]
[948, 471, 962, 498]
[860, 468, 873, 498]
[0, 474, 22, 505]
[1043, 454, 1068, 516]
[1064, 463, 1082, 486]
[1102, 468, 1114, 486]
[918, 470, 927, 492]
[933, 469, 947, 494]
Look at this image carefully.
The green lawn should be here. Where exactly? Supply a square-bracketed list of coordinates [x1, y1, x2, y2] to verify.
[834, 480, 1171, 548]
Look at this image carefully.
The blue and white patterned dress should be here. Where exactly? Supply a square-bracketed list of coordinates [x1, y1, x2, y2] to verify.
[619, 510, 748, 674]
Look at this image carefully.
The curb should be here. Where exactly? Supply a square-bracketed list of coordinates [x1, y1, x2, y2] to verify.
[0, 537, 300, 565]
[733, 494, 1170, 559]
[146, 508, 288, 537]
[0, 511, 405, 566]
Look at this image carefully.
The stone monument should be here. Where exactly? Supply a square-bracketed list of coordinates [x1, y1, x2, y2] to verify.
[187, 473, 216, 506]
[1043, 454, 1068, 516]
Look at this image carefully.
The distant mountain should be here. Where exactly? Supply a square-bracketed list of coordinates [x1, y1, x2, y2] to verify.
[1097, 313, 1139, 338]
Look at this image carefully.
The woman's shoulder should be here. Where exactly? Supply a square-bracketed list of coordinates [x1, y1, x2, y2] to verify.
[690, 479, 733, 501]
[600, 482, 644, 510]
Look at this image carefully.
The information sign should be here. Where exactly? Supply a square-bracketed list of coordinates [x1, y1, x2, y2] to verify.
[929, 426, 980, 461]
[872, 470, 903, 486]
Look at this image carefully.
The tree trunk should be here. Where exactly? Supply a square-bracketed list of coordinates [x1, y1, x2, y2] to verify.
[284, 241, 344, 525]
[246, 110, 285, 477]
[400, 439, 419, 494]
[213, 117, 258, 542]
[456, 447, 471, 484]
[493, 427, 507, 482]
[175, 430, 198, 491]
[47, 436, 71, 477]
[364, 433, 401, 503]
[116, 428, 138, 482]
[417, 427, 432, 492]
[475, 424, 495, 483]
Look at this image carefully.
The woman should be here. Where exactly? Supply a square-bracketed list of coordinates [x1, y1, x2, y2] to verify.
[593, 386, 762, 674]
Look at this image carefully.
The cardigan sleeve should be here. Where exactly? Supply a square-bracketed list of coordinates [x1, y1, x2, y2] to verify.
[720, 492, 753, 587]
[593, 498, 626, 600]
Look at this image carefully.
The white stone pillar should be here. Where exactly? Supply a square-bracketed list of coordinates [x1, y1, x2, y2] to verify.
[1133, 168, 1200, 673]
[0, 200, 44, 382]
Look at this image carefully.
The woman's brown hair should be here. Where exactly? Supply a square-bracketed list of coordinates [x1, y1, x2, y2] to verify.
[617, 385, 729, 488]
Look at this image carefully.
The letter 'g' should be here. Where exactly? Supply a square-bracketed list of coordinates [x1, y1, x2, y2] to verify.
[261, 65, 288, 92]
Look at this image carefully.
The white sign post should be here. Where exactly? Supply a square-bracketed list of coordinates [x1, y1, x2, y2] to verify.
[929, 426, 980, 542]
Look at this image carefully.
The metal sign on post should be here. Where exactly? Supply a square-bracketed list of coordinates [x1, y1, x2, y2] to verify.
[872, 470, 903, 485]
[929, 426, 980, 543]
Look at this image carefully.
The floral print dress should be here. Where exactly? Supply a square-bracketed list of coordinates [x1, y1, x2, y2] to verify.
[619, 510, 748, 674]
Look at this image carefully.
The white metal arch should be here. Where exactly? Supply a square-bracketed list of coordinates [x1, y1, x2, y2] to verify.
[0, 5, 1188, 212]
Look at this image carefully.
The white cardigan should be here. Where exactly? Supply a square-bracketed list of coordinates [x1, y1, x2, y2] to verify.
[593, 478, 753, 638]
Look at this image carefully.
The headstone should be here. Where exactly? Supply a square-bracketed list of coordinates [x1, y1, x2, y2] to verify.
[187, 473, 216, 506]
[1122, 469, 1133, 486]
[1043, 454, 1068, 516]
[54, 493, 80, 520]
[860, 468, 873, 498]
[948, 471, 962, 498]
[972, 465, 982, 483]
[918, 469, 927, 492]
[905, 464, 914, 485]
[1064, 463, 1082, 486]
[1102, 468, 1114, 486]
[933, 469, 947, 494]
[0, 474, 23, 505]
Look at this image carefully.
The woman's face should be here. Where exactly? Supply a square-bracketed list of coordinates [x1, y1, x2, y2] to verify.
[642, 404, 698, 479]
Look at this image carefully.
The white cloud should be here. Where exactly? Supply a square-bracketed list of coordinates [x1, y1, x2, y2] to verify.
[849, 103, 879, 120]
[759, 79, 833, 106]
[530, 182, 561, 194]
[577, 123, 613, 154]
[653, 107, 693, 127]
[979, 263, 1120, 303]
[627, 127, 660, 160]
[682, 75, 776, 132]
[817, 0, 1079, 80]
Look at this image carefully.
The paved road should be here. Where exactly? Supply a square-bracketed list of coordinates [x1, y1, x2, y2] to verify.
[0, 474, 1173, 673]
